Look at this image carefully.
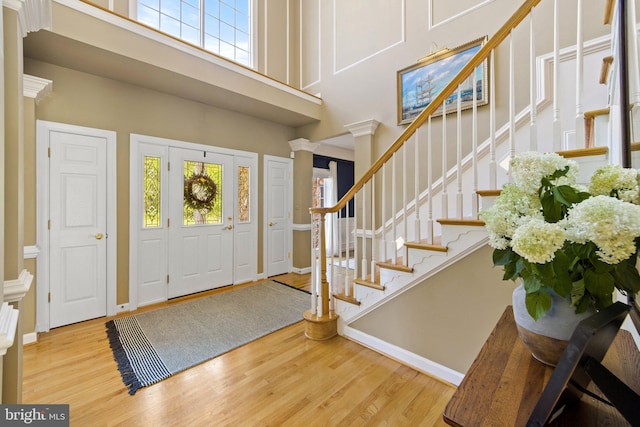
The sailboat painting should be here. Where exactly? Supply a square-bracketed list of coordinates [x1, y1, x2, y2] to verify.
[397, 37, 488, 125]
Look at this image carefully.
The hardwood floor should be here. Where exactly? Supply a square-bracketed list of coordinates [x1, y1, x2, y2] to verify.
[22, 279, 454, 426]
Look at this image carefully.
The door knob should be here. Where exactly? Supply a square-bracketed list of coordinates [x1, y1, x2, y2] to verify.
[226, 225, 233, 230]
[95, 233, 104, 240]
[269, 222, 277, 227]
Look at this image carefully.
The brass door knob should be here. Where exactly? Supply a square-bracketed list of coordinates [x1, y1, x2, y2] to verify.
[226, 225, 233, 230]
[95, 233, 104, 240]
[269, 222, 277, 227]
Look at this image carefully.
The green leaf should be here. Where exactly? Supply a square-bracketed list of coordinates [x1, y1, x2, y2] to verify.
[611, 257, 640, 294]
[493, 248, 517, 266]
[552, 186, 576, 207]
[531, 262, 555, 279]
[540, 191, 563, 223]
[570, 279, 586, 306]
[522, 275, 542, 293]
[525, 291, 553, 321]
[583, 269, 615, 297]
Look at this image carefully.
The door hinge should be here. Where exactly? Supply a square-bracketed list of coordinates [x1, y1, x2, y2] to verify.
[288, 252, 291, 259]
[47, 147, 51, 158]
[166, 274, 170, 284]
[167, 218, 170, 228]
[48, 292, 51, 303]
[168, 161, 171, 171]
[48, 220, 51, 230]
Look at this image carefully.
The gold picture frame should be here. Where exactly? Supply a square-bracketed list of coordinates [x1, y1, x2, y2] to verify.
[397, 37, 489, 125]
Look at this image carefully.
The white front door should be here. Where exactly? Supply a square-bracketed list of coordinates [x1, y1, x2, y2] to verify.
[168, 148, 234, 298]
[49, 131, 108, 328]
[265, 156, 292, 277]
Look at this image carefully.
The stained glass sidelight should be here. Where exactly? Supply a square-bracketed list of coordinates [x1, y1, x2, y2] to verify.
[237, 166, 250, 222]
[143, 156, 161, 228]
[183, 160, 223, 225]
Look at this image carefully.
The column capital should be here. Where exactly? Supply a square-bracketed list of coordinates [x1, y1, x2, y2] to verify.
[0, 303, 19, 356]
[3, 0, 52, 37]
[288, 138, 319, 153]
[345, 119, 380, 137]
[24, 74, 53, 103]
[4, 270, 33, 303]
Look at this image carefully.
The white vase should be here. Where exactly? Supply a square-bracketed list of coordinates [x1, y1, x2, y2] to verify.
[512, 283, 595, 366]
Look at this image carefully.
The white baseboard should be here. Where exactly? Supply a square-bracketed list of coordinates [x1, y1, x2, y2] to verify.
[23, 332, 37, 345]
[291, 266, 312, 274]
[116, 303, 130, 314]
[342, 325, 464, 387]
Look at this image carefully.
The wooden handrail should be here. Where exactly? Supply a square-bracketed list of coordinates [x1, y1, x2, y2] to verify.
[311, 0, 543, 215]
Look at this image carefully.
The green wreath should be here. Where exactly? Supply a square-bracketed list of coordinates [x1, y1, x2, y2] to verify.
[184, 173, 217, 211]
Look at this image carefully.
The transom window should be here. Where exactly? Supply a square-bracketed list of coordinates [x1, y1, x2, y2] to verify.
[137, 0, 252, 67]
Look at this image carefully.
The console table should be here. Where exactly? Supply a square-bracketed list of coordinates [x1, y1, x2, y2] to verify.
[443, 306, 640, 426]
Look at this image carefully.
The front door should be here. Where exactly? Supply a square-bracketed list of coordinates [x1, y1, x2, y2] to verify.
[49, 130, 108, 328]
[168, 148, 234, 298]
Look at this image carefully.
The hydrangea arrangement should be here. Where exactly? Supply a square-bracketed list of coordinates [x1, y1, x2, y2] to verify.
[480, 152, 640, 320]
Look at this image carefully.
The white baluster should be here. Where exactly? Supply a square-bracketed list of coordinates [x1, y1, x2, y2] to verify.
[402, 144, 408, 262]
[381, 163, 387, 262]
[371, 175, 377, 281]
[575, 0, 585, 149]
[456, 85, 463, 219]
[441, 103, 448, 219]
[509, 32, 516, 161]
[427, 116, 434, 243]
[530, 8, 538, 151]
[489, 49, 497, 190]
[361, 185, 367, 280]
[392, 152, 398, 264]
[553, 0, 562, 151]
[344, 201, 350, 297]
[472, 65, 479, 218]
[414, 130, 421, 243]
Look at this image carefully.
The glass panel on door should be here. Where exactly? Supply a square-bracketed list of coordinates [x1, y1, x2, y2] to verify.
[183, 160, 223, 225]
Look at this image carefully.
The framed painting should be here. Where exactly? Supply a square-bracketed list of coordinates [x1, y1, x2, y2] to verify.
[397, 36, 489, 125]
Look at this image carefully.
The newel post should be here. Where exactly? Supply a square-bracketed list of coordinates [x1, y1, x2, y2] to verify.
[303, 211, 338, 340]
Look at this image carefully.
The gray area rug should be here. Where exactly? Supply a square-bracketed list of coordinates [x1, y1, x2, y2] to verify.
[106, 281, 309, 394]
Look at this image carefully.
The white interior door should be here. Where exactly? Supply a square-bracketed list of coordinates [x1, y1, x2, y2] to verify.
[49, 131, 107, 328]
[168, 148, 234, 298]
[265, 156, 292, 277]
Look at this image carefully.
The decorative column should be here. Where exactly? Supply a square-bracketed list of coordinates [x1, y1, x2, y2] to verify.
[345, 119, 380, 180]
[288, 138, 318, 273]
[2, 0, 51, 404]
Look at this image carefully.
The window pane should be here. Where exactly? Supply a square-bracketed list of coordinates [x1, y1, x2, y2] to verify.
[205, 15, 220, 36]
[220, 40, 234, 60]
[183, 0, 197, 8]
[235, 29, 248, 50]
[161, 0, 180, 19]
[181, 2, 199, 28]
[140, 0, 160, 10]
[220, 2, 234, 25]
[182, 24, 199, 45]
[143, 156, 162, 228]
[235, 0, 248, 15]
[138, 5, 160, 27]
[204, 0, 219, 17]
[237, 166, 250, 222]
[220, 22, 234, 44]
[235, 11, 248, 33]
[235, 48, 248, 66]
[204, 35, 220, 54]
[160, 14, 181, 38]
[183, 161, 223, 226]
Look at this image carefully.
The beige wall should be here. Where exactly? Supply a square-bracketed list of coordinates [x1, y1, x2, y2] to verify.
[24, 58, 297, 308]
[350, 245, 517, 374]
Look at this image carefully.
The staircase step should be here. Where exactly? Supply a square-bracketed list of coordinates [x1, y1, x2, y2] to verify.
[376, 259, 413, 273]
[354, 275, 385, 291]
[557, 146, 608, 159]
[437, 218, 485, 227]
[333, 293, 360, 306]
[632, 142, 640, 152]
[476, 189, 501, 197]
[405, 240, 448, 252]
[600, 56, 613, 84]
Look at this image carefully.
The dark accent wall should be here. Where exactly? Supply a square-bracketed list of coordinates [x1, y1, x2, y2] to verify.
[313, 155, 354, 217]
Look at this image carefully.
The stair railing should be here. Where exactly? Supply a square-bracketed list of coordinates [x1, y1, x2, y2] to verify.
[308, 0, 606, 319]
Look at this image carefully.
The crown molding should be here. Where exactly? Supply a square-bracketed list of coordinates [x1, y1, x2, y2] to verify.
[4, 269, 34, 303]
[345, 119, 380, 137]
[3, 0, 52, 37]
[0, 303, 19, 356]
[289, 138, 319, 153]
[24, 74, 53, 103]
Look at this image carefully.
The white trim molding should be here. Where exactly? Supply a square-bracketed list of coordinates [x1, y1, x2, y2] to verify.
[345, 119, 380, 137]
[23, 332, 37, 345]
[292, 223, 312, 231]
[23, 74, 52, 103]
[4, 269, 34, 303]
[0, 303, 19, 356]
[23, 245, 40, 259]
[3, 0, 51, 37]
[288, 138, 319, 153]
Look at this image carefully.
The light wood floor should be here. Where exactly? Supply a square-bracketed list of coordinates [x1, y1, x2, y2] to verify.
[23, 277, 454, 426]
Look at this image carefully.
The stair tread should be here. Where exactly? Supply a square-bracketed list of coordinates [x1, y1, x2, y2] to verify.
[405, 240, 448, 252]
[437, 218, 485, 226]
[354, 275, 385, 291]
[477, 189, 502, 197]
[557, 146, 608, 158]
[376, 258, 413, 273]
[333, 293, 361, 306]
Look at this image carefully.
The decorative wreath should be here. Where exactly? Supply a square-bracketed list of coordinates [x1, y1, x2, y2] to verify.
[184, 173, 217, 211]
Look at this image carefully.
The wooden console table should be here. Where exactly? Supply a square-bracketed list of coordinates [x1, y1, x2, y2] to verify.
[443, 306, 640, 426]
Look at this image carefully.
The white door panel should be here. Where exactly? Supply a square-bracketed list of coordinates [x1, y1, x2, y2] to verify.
[50, 131, 107, 328]
[168, 148, 234, 298]
[266, 157, 292, 277]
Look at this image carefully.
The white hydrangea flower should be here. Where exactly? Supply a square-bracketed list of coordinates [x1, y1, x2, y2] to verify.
[479, 183, 542, 249]
[564, 195, 640, 264]
[511, 217, 566, 264]
[589, 164, 640, 204]
[509, 151, 579, 193]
